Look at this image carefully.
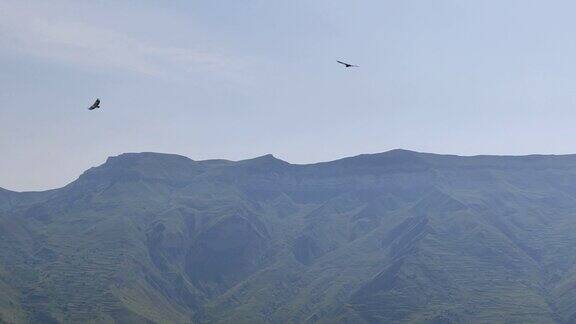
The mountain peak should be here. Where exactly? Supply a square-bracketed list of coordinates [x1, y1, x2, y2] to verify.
[74, 152, 198, 190]
[105, 152, 193, 164]
[319, 148, 426, 169]
[240, 154, 288, 164]
[257, 153, 282, 161]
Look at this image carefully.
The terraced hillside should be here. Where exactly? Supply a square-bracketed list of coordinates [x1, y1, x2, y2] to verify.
[2, 150, 576, 323]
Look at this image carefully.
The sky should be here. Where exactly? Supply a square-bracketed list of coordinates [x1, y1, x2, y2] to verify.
[2, 0, 576, 191]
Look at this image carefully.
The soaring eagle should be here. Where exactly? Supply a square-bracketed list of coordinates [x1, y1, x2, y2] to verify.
[88, 98, 101, 110]
[337, 60, 358, 68]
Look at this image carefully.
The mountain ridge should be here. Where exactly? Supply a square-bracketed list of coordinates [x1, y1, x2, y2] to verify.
[12, 148, 576, 194]
[3, 150, 576, 323]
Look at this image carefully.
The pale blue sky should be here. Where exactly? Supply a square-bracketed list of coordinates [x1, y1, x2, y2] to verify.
[2, 0, 576, 191]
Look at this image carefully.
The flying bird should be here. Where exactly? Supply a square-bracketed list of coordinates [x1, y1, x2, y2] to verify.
[88, 98, 100, 110]
[337, 60, 358, 68]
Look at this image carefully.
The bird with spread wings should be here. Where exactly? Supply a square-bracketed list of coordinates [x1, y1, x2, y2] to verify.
[337, 60, 359, 68]
[88, 98, 100, 110]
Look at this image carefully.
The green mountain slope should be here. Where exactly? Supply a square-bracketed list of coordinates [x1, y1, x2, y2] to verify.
[3, 150, 576, 323]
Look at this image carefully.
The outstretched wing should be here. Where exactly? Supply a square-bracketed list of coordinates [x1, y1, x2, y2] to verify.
[337, 60, 358, 67]
[88, 98, 100, 110]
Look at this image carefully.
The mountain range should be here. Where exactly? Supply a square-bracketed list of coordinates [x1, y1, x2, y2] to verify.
[2, 149, 576, 323]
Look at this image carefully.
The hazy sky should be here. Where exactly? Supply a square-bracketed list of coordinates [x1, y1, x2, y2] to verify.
[2, 0, 576, 191]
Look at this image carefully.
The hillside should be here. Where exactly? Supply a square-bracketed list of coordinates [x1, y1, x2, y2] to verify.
[2, 149, 576, 323]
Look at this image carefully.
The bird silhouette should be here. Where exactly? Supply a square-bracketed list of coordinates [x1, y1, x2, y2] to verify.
[337, 60, 358, 68]
[88, 98, 100, 110]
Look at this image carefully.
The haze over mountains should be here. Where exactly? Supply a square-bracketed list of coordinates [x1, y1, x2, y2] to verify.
[2, 149, 576, 323]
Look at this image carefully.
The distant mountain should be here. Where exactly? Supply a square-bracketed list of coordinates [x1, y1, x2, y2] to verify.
[2, 149, 576, 323]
